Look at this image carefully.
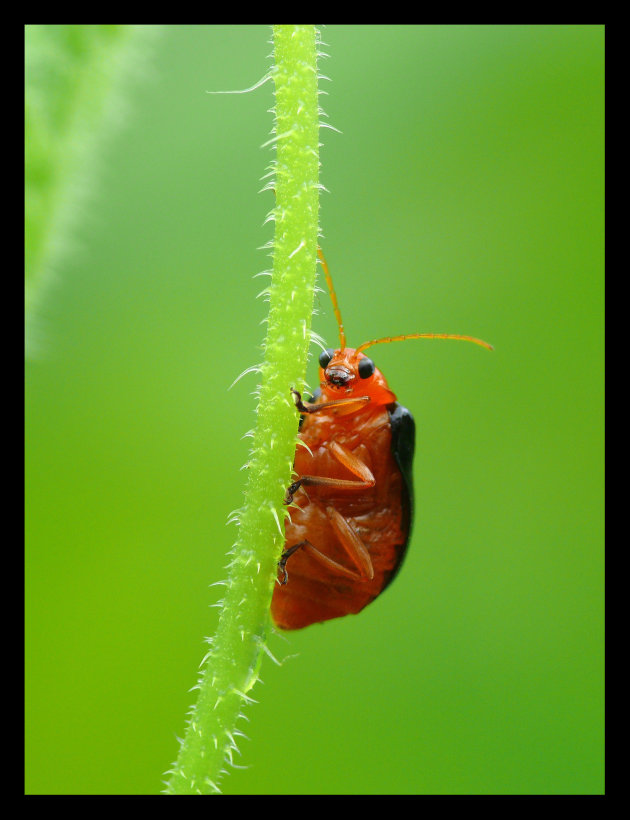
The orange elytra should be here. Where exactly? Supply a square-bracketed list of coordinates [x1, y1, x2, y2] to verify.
[270, 249, 492, 630]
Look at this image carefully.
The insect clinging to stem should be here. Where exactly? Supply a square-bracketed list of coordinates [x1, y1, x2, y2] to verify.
[270, 249, 492, 630]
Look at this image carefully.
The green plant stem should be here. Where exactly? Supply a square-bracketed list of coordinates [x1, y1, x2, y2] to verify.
[25, 24, 157, 357]
[165, 24, 320, 795]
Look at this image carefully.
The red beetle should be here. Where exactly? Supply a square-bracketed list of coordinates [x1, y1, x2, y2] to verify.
[270, 250, 492, 630]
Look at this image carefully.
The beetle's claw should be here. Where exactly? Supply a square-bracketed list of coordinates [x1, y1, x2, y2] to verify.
[277, 559, 289, 585]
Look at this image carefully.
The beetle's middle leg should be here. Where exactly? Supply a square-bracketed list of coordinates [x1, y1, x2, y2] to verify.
[284, 440, 375, 505]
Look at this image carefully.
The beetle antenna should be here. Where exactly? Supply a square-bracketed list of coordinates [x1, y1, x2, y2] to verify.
[355, 333, 494, 355]
[317, 247, 346, 350]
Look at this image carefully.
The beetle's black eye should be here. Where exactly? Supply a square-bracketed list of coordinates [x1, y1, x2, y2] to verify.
[358, 357, 375, 379]
[319, 349, 335, 369]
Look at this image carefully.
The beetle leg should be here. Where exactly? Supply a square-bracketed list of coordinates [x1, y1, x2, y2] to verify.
[277, 542, 306, 584]
[328, 440, 375, 483]
[278, 539, 363, 585]
[290, 389, 315, 413]
[284, 440, 375, 504]
[291, 388, 370, 415]
[278, 506, 374, 584]
[326, 505, 374, 580]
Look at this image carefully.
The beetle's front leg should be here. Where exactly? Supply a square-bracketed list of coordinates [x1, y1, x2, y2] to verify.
[290, 388, 316, 414]
[291, 388, 370, 415]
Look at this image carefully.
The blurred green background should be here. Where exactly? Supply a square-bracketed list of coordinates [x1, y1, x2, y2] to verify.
[25, 25, 604, 794]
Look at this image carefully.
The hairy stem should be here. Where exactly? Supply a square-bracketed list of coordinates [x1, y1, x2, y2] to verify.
[165, 24, 320, 795]
[25, 24, 158, 357]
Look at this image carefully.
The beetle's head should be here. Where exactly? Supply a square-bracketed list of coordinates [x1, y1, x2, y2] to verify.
[318, 347, 397, 407]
